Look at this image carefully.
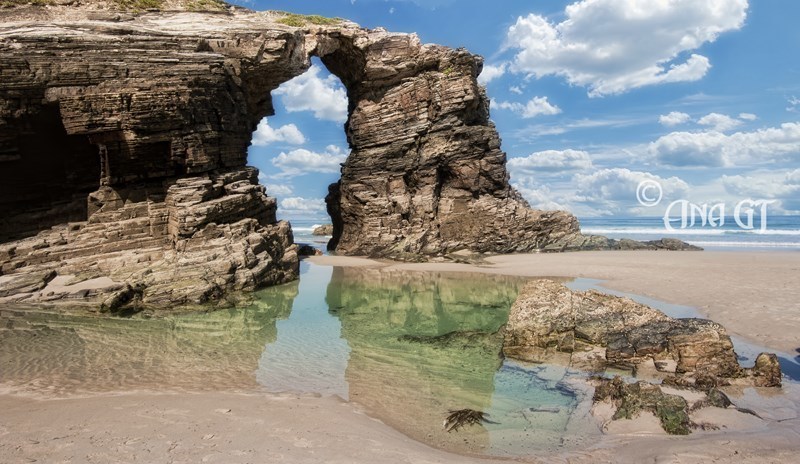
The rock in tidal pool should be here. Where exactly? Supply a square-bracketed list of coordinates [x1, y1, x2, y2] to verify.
[503, 279, 783, 433]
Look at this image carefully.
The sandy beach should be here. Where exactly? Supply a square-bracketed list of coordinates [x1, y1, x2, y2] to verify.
[2, 250, 799, 463]
[310, 251, 800, 355]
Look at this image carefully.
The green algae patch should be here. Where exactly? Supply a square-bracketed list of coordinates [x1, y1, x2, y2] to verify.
[594, 376, 691, 435]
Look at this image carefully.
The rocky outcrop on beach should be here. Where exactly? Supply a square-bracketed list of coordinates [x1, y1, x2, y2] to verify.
[503, 280, 783, 434]
[503, 280, 782, 388]
[312, 224, 334, 236]
[0, 5, 319, 308]
[0, 3, 701, 308]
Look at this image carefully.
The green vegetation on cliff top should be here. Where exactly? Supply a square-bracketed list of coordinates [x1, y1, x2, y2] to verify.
[275, 12, 342, 27]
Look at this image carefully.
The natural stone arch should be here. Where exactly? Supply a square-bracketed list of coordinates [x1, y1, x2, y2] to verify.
[0, 8, 613, 309]
[298, 29, 591, 258]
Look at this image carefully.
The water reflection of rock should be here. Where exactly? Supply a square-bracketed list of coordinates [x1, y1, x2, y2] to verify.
[0, 282, 298, 395]
[325, 267, 526, 454]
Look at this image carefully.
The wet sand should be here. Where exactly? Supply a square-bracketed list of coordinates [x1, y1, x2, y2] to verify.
[1, 388, 798, 464]
[2, 250, 799, 463]
[310, 251, 800, 354]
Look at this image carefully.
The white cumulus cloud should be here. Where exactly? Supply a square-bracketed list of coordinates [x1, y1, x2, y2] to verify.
[574, 168, 691, 215]
[738, 112, 757, 121]
[274, 65, 348, 123]
[511, 182, 571, 212]
[504, 0, 748, 96]
[257, 172, 295, 197]
[721, 169, 800, 213]
[659, 111, 691, 127]
[650, 122, 800, 167]
[272, 145, 348, 177]
[697, 112, 742, 132]
[508, 149, 593, 173]
[478, 63, 507, 85]
[492, 96, 561, 118]
[252, 118, 306, 146]
[279, 197, 327, 214]
[266, 183, 294, 197]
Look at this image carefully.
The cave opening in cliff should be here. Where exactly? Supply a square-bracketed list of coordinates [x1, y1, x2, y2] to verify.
[247, 56, 349, 248]
[0, 103, 99, 243]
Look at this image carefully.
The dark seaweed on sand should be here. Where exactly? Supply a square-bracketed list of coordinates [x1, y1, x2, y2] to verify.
[443, 409, 495, 432]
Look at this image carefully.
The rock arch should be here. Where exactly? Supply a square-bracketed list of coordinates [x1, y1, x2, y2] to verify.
[0, 8, 595, 308]
[309, 28, 590, 257]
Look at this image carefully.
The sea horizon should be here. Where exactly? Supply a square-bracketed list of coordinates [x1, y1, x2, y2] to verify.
[284, 215, 800, 251]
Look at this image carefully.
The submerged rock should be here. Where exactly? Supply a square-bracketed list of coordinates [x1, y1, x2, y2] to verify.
[398, 330, 504, 358]
[503, 280, 782, 388]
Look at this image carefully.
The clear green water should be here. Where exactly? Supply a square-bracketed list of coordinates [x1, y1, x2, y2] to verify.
[0, 262, 596, 456]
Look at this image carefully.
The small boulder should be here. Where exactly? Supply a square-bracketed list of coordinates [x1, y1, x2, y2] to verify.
[297, 244, 322, 256]
[312, 224, 333, 236]
[751, 352, 782, 387]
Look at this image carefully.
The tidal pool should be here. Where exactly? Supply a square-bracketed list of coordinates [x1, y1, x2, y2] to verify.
[0, 262, 599, 456]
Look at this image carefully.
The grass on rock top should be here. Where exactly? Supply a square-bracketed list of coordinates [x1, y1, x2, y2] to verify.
[275, 12, 342, 27]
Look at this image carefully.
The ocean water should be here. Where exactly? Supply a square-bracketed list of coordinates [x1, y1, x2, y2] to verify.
[579, 215, 800, 251]
[285, 215, 800, 251]
[284, 218, 331, 251]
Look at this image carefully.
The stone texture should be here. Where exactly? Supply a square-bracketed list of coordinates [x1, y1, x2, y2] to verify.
[752, 353, 782, 388]
[0, 4, 699, 309]
[0, 5, 317, 308]
[503, 280, 781, 388]
[321, 36, 598, 257]
[0, 270, 56, 298]
[311, 224, 333, 236]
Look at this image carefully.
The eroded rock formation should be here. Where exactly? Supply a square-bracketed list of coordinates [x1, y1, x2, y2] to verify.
[0, 5, 317, 308]
[0, 4, 699, 308]
[503, 280, 782, 388]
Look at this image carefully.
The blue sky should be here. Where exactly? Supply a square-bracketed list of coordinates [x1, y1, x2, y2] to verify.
[243, 0, 800, 221]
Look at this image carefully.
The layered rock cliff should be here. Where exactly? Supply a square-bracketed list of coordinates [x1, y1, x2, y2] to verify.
[0, 5, 315, 308]
[0, 4, 696, 308]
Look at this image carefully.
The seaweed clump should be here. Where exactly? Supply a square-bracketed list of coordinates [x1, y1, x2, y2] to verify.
[593, 376, 691, 435]
[443, 409, 493, 432]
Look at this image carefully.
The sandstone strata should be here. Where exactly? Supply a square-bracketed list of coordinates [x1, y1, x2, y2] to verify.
[0, 5, 318, 308]
[0, 4, 699, 308]
[503, 280, 782, 388]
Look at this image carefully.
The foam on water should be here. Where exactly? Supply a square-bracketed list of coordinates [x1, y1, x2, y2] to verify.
[580, 215, 800, 250]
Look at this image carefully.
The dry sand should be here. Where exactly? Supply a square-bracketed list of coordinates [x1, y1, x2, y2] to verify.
[2, 250, 799, 463]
